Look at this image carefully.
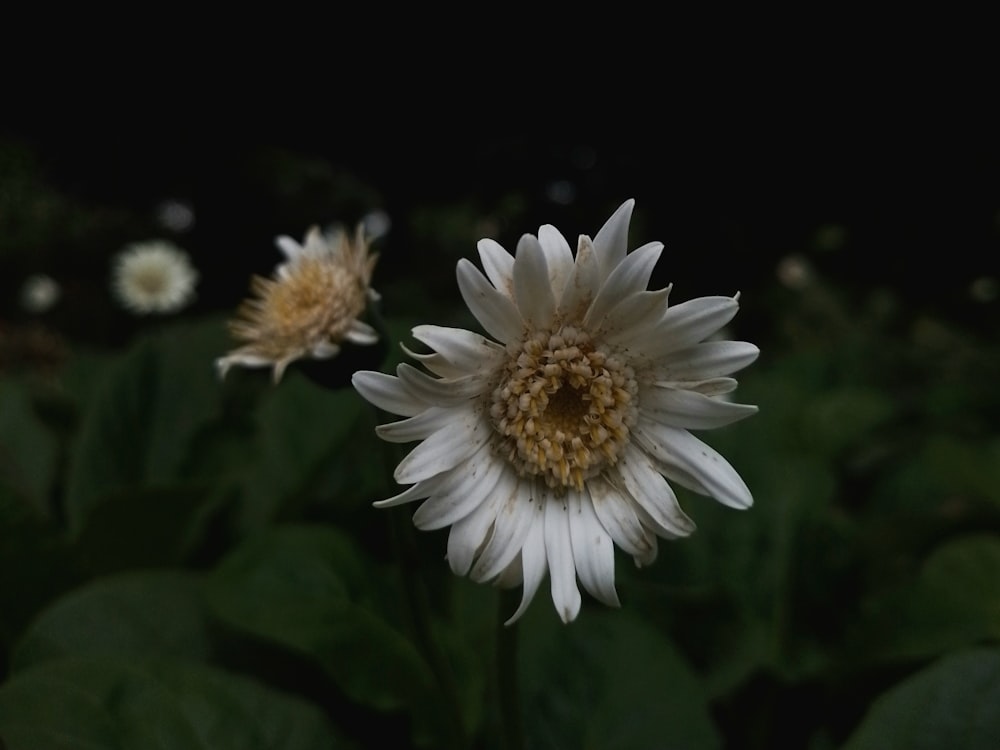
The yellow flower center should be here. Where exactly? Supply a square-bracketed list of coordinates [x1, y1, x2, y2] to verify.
[489, 326, 638, 491]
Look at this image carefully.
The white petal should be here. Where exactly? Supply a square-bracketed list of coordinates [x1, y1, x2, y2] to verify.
[411, 325, 506, 375]
[592, 199, 635, 281]
[352, 370, 427, 417]
[412, 446, 506, 530]
[372, 473, 449, 508]
[308, 341, 340, 359]
[345, 319, 379, 345]
[537, 224, 575, 301]
[614, 444, 696, 537]
[393, 409, 489, 484]
[469, 473, 535, 582]
[598, 286, 672, 344]
[569, 490, 620, 607]
[457, 258, 523, 343]
[505, 502, 548, 625]
[398, 345, 464, 379]
[639, 385, 759, 430]
[634, 418, 754, 509]
[664, 377, 739, 396]
[639, 297, 740, 360]
[447, 471, 514, 576]
[216, 353, 273, 379]
[653, 341, 760, 381]
[587, 476, 658, 566]
[376, 406, 455, 443]
[477, 238, 515, 299]
[544, 491, 582, 623]
[274, 235, 302, 259]
[583, 241, 663, 329]
[302, 226, 327, 255]
[556, 234, 601, 321]
[395, 363, 487, 405]
[512, 234, 556, 330]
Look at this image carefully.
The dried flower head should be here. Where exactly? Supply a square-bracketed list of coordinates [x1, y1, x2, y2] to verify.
[217, 224, 380, 382]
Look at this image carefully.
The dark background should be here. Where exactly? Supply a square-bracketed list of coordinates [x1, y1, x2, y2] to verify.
[3, 119, 998, 349]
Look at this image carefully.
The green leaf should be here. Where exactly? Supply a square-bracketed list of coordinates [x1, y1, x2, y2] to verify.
[851, 535, 1000, 662]
[0, 485, 77, 650]
[0, 656, 355, 750]
[70, 484, 222, 576]
[64, 317, 231, 533]
[841, 648, 1000, 750]
[518, 606, 722, 750]
[204, 524, 455, 747]
[236, 373, 368, 531]
[12, 570, 212, 671]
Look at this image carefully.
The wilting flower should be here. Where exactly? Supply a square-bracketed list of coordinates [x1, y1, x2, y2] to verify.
[112, 240, 199, 314]
[216, 224, 380, 382]
[353, 199, 759, 624]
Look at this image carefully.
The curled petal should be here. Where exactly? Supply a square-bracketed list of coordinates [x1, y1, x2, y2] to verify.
[634, 418, 754, 509]
[639, 385, 759, 430]
[352, 370, 427, 417]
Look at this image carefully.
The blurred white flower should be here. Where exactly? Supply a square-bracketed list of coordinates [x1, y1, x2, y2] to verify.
[353, 199, 759, 624]
[20, 274, 60, 313]
[155, 199, 196, 233]
[216, 224, 380, 382]
[776, 254, 814, 290]
[112, 240, 199, 315]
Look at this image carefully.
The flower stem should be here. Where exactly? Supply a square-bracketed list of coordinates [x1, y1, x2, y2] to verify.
[386, 484, 468, 750]
[496, 587, 524, 750]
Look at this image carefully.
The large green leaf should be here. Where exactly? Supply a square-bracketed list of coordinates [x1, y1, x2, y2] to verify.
[841, 648, 1000, 750]
[850, 534, 1000, 662]
[63, 317, 231, 533]
[0, 656, 354, 750]
[517, 606, 722, 750]
[235, 373, 368, 531]
[12, 570, 212, 671]
[204, 524, 462, 747]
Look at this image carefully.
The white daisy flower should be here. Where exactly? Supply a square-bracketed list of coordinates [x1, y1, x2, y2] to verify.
[112, 240, 199, 315]
[216, 224, 380, 383]
[353, 199, 760, 624]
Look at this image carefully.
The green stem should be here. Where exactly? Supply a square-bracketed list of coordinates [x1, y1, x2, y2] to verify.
[384, 462, 468, 750]
[496, 587, 524, 750]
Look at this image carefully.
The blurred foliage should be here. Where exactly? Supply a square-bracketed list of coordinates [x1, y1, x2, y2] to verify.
[1, 135, 999, 749]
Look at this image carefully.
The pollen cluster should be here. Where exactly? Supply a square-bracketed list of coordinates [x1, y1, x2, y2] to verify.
[489, 326, 638, 491]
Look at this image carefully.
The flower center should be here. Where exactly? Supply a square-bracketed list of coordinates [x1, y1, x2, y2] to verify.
[256, 257, 364, 339]
[135, 268, 168, 296]
[489, 325, 638, 491]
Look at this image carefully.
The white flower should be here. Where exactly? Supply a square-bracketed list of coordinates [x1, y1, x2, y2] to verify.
[112, 240, 199, 315]
[216, 224, 380, 382]
[20, 274, 60, 313]
[353, 199, 760, 624]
